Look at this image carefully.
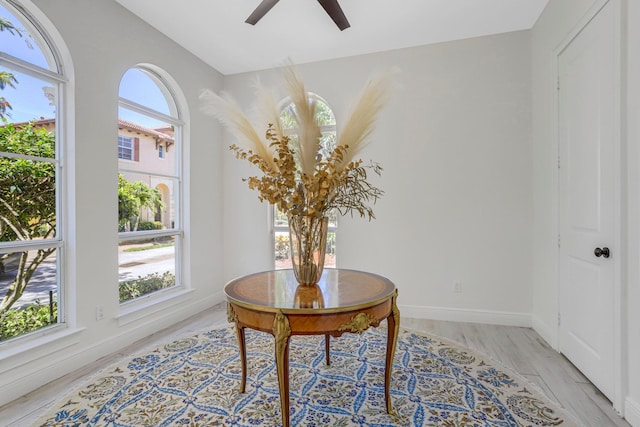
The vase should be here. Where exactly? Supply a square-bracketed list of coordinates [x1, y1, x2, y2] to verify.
[288, 215, 329, 285]
[294, 284, 324, 308]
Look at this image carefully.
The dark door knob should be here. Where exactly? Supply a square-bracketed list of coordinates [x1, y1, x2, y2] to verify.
[594, 247, 610, 258]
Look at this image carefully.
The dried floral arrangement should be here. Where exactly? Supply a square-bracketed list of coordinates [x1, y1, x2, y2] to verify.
[200, 67, 394, 220]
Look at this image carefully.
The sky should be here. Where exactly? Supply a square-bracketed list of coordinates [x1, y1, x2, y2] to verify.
[1, 3, 171, 129]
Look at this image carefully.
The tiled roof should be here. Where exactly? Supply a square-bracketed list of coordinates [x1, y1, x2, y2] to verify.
[118, 119, 174, 143]
[4, 117, 175, 144]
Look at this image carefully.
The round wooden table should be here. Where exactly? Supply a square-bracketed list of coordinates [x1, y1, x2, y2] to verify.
[224, 268, 400, 427]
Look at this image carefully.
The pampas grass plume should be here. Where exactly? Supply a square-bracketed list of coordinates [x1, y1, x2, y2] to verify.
[282, 66, 321, 176]
[252, 78, 284, 140]
[199, 89, 275, 171]
[337, 67, 398, 164]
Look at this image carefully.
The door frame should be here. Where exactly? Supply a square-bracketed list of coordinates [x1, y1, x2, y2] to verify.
[552, 0, 624, 413]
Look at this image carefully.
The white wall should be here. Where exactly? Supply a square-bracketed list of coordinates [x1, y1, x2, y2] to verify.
[530, 0, 598, 352]
[624, 1, 640, 424]
[223, 31, 533, 326]
[0, 0, 225, 407]
[532, 0, 639, 423]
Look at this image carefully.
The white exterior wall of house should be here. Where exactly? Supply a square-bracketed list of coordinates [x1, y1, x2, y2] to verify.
[118, 130, 175, 177]
[118, 125, 177, 228]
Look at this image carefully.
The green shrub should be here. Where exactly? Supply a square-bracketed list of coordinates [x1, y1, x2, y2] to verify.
[137, 221, 164, 231]
[118, 220, 164, 232]
[119, 271, 175, 302]
[1, 301, 57, 341]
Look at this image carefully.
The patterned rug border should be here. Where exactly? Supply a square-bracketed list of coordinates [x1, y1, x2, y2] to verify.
[397, 325, 582, 426]
[36, 322, 581, 426]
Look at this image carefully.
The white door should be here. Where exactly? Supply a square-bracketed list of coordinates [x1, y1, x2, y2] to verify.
[558, 0, 617, 401]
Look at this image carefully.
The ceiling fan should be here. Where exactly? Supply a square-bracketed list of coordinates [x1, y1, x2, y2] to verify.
[245, 0, 351, 31]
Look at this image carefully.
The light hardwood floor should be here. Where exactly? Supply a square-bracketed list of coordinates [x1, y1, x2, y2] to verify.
[0, 303, 630, 427]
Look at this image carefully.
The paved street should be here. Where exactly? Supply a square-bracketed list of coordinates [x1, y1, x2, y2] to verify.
[0, 245, 175, 310]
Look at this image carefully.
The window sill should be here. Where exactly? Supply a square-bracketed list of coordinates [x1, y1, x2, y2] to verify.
[0, 325, 86, 372]
[117, 287, 194, 327]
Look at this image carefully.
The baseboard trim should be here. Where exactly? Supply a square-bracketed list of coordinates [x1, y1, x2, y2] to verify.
[399, 304, 531, 327]
[531, 314, 558, 350]
[625, 397, 640, 427]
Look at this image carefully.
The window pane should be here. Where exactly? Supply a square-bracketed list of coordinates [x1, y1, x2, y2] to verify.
[274, 231, 336, 270]
[0, 118, 56, 158]
[0, 157, 56, 243]
[117, 136, 133, 160]
[118, 175, 176, 232]
[118, 236, 176, 303]
[279, 98, 335, 129]
[0, 248, 59, 341]
[119, 68, 171, 116]
[319, 131, 336, 158]
[275, 208, 288, 226]
[117, 119, 176, 174]
[315, 100, 336, 126]
[118, 107, 170, 130]
[275, 208, 337, 228]
[327, 210, 338, 228]
[0, 69, 57, 125]
[0, 5, 52, 70]
[275, 231, 291, 270]
[325, 231, 336, 267]
[280, 105, 296, 130]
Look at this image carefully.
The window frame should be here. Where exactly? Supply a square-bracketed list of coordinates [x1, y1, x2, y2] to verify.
[0, 0, 68, 340]
[117, 66, 185, 306]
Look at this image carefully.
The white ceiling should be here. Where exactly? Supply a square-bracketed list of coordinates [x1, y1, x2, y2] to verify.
[115, 0, 549, 75]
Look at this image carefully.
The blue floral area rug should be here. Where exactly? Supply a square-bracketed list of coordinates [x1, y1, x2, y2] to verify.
[37, 325, 576, 426]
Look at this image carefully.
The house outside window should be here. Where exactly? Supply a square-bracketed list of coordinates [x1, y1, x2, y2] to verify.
[274, 94, 337, 270]
[117, 67, 183, 304]
[0, 0, 67, 340]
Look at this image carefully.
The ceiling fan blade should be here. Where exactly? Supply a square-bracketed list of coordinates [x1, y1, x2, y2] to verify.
[245, 0, 280, 25]
[316, 0, 350, 31]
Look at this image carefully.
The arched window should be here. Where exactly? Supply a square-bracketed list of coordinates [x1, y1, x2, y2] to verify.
[117, 66, 183, 304]
[0, 0, 67, 339]
[274, 94, 338, 269]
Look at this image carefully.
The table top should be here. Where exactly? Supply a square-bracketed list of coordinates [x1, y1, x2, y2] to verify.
[224, 269, 396, 314]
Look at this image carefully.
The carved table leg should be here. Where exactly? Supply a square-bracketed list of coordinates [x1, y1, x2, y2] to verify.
[385, 290, 400, 415]
[236, 325, 247, 393]
[273, 310, 292, 427]
[228, 304, 247, 393]
[325, 334, 331, 365]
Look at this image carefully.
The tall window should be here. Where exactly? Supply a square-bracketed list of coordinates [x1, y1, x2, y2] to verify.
[117, 67, 182, 304]
[0, 1, 66, 340]
[274, 94, 338, 269]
